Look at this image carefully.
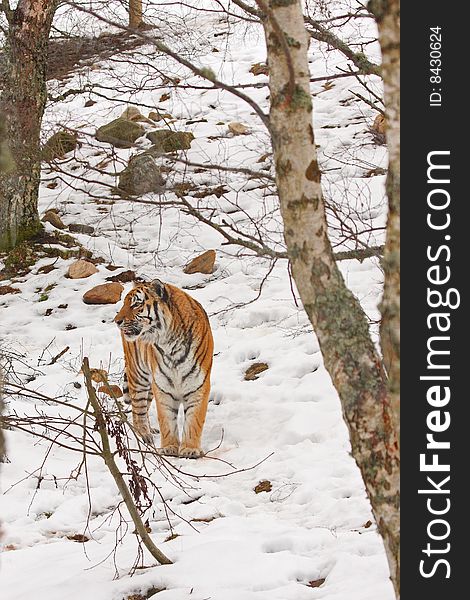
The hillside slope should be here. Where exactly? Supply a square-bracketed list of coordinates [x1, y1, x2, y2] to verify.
[0, 2, 393, 599]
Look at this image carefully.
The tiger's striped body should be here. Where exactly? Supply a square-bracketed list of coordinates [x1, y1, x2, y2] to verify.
[114, 280, 213, 458]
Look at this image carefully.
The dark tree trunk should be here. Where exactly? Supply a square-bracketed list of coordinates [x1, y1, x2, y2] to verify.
[129, 0, 143, 29]
[0, 1, 57, 251]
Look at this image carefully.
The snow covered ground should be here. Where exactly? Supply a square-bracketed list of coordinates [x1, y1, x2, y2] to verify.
[1, 2, 393, 599]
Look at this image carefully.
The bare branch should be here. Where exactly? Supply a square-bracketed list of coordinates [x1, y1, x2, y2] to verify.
[304, 15, 381, 77]
[82, 358, 173, 566]
[231, 0, 381, 78]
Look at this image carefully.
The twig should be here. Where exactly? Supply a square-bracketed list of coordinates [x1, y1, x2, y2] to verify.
[48, 346, 70, 365]
[304, 15, 381, 77]
[333, 245, 384, 261]
[351, 91, 385, 115]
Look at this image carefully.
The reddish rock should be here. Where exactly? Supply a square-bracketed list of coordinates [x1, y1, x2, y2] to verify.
[83, 282, 123, 304]
[228, 122, 249, 135]
[372, 114, 386, 135]
[41, 210, 65, 229]
[183, 250, 216, 275]
[244, 362, 268, 381]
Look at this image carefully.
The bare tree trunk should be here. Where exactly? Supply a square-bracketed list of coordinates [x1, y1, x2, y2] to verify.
[257, 1, 399, 596]
[0, 1, 57, 251]
[129, 0, 143, 29]
[370, 0, 400, 443]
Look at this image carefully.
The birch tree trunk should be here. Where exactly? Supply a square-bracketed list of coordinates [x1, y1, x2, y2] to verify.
[0, 0, 57, 251]
[129, 0, 143, 29]
[370, 0, 401, 443]
[258, 1, 399, 596]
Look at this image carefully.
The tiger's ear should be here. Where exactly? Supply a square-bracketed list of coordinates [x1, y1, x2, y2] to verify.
[151, 279, 169, 303]
[132, 276, 147, 288]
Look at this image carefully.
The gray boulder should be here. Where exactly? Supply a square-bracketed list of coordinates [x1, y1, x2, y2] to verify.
[146, 129, 194, 152]
[42, 131, 77, 161]
[96, 118, 145, 148]
[118, 154, 165, 196]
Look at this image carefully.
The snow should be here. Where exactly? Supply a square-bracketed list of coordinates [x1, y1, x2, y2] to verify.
[1, 2, 393, 599]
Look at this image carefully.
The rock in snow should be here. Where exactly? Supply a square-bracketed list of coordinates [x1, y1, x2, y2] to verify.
[95, 117, 145, 148]
[82, 282, 123, 304]
[67, 259, 98, 279]
[146, 129, 194, 152]
[41, 209, 66, 229]
[118, 153, 165, 195]
[228, 122, 249, 135]
[68, 223, 95, 235]
[183, 249, 216, 274]
[42, 130, 77, 161]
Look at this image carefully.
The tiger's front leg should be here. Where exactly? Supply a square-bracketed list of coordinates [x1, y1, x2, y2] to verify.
[129, 383, 154, 444]
[179, 379, 210, 459]
[153, 384, 180, 456]
[122, 339, 154, 444]
[123, 374, 158, 434]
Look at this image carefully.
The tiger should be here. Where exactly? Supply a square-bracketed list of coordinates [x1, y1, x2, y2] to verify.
[114, 279, 214, 458]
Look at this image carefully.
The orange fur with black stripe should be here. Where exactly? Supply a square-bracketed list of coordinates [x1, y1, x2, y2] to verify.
[114, 279, 213, 458]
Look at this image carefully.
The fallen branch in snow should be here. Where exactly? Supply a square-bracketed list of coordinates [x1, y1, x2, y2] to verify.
[3, 379, 201, 533]
[48, 345, 70, 365]
[3, 357, 280, 572]
[82, 357, 173, 566]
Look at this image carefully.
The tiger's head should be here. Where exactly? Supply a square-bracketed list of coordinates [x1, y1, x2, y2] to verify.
[114, 279, 170, 341]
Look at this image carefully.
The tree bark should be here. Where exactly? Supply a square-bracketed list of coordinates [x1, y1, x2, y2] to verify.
[370, 0, 400, 445]
[0, 0, 57, 251]
[258, 1, 399, 596]
[129, 0, 143, 29]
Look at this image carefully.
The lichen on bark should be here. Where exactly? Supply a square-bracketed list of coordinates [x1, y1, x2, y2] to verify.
[0, 0, 57, 251]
